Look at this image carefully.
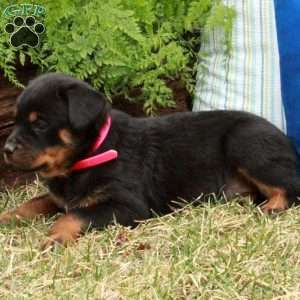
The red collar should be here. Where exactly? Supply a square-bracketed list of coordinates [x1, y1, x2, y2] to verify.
[70, 115, 118, 171]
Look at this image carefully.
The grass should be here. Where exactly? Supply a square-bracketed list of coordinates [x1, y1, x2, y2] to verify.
[1, 182, 300, 299]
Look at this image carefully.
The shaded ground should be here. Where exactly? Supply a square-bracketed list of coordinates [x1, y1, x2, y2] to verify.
[0, 66, 37, 189]
[113, 79, 192, 117]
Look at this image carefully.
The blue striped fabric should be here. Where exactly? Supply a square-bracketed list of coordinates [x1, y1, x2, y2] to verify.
[193, 0, 286, 132]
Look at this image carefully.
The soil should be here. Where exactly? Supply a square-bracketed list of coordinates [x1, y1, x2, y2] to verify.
[113, 79, 192, 116]
[0, 63, 38, 189]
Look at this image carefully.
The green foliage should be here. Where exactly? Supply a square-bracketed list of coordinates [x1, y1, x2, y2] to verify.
[0, 0, 235, 114]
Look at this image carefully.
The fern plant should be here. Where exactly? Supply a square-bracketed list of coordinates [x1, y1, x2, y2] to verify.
[0, 0, 235, 114]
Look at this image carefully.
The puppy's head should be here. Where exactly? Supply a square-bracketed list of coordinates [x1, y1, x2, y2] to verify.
[3, 73, 109, 178]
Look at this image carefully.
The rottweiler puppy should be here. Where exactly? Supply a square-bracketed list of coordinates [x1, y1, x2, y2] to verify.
[2, 73, 300, 248]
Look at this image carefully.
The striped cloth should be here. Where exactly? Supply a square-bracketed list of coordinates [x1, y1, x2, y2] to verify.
[193, 0, 286, 131]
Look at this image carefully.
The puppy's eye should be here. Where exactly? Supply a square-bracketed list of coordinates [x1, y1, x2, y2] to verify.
[33, 119, 48, 132]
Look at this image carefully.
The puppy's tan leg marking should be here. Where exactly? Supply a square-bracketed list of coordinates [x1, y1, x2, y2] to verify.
[0, 194, 59, 224]
[238, 168, 288, 214]
[41, 214, 85, 250]
[260, 191, 288, 214]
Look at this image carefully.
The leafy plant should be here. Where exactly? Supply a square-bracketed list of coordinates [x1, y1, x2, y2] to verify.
[0, 0, 235, 114]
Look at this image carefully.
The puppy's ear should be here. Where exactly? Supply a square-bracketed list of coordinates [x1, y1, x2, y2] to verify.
[62, 83, 108, 130]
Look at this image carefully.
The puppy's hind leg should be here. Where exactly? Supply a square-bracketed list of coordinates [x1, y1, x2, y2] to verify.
[237, 168, 300, 214]
[225, 119, 300, 214]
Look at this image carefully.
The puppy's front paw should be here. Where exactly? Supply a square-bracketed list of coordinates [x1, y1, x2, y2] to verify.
[41, 232, 77, 250]
[0, 211, 16, 224]
[41, 214, 84, 250]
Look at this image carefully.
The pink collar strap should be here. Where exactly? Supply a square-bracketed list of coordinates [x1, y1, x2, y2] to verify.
[70, 115, 118, 171]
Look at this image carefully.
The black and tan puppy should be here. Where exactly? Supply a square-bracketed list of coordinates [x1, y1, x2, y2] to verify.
[2, 73, 300, 248]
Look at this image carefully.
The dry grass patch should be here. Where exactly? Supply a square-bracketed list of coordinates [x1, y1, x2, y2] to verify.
[1, 182, 300, 299]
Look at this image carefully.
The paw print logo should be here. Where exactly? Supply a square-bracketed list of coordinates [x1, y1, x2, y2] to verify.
[5, 16, 45, 48]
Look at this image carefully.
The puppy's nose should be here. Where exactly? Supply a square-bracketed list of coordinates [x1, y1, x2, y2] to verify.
[3, 140, 17, 155]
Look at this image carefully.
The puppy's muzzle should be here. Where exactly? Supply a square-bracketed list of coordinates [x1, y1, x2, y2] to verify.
[4, 139, 15, 158]
[3, 132, 23, 164]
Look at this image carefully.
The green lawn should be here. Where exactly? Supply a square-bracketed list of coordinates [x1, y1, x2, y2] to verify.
[1, 182, 300, 300]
